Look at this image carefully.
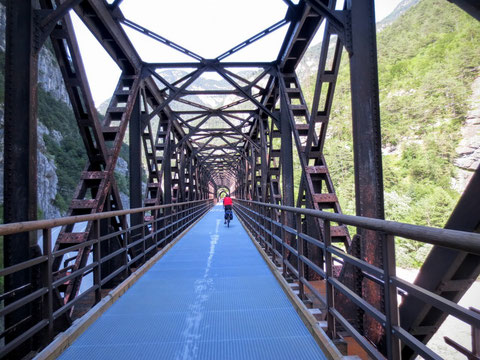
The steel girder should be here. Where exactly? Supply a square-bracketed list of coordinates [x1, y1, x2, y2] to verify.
[3, 1, 41, 354]
[348, 0, 386, 347]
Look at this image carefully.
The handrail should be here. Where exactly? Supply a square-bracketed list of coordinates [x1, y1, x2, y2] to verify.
[0, 199, 213, 359]
[234, 199, 480, 360]
[0, 199, 210, 237]
[236, 199, 480, 255]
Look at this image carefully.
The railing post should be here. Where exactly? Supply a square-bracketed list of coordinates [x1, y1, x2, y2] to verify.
[184, 203, 188, 228]
[188, 202, 192, 225]
[166, 205, 172, 244]
[324, 220, 336, 338]
[268, 207, 274, 254]
[281, 209, 287, 277]
[175, 204, 180, 236]
[382, 233, 400, 359]
[42, 228, 54, 341]
[180, 203, 183, 230]
[261, 204, 266, 248]
[153, 209, 159, 247]
[141, 216, 146, 265]
[123, 215, 128, 279]
[473, 307, 480, 357]
[255, 203, 258, 240]
[296, 213, 305, 300]
[93, 219, 101, 304]
[160, 208, 166, 246]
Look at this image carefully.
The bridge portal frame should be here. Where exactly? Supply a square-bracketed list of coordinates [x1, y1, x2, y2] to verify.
[3, 0, 480, 359]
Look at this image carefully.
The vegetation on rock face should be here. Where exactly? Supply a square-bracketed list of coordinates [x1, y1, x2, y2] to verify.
[38, 89, 132, 212]
[38, 88, 87, 213]
[300, 0, 480, 267]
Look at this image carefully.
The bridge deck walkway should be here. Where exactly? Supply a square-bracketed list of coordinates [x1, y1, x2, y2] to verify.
[58, 204, 327, 360]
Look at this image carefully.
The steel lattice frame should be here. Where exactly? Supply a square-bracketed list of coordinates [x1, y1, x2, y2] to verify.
[3, 0, 480, 358]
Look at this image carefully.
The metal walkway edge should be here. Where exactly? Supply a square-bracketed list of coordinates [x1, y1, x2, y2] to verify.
[56, 205, 328, 360]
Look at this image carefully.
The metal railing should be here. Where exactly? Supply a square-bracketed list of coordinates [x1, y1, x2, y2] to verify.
[234, 199, 480, 360]
[0, 199, 213, 358]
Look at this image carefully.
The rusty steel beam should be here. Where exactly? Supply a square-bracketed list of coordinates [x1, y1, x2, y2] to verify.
[448, 0, 480, 21]
[121, 18, 204, 62]
[146, 62, 273, 70]
[280, 90, 295, 209]
[129, 93, 143, 210]
[73, 0, 142, 73]
[39, 0, 83, 28]
[277, 2, 323, 73]
[216, 18, 289, 61]
[214, 65, 280, 124]
[3, 1, 39, 354]
[349, 0, 385, 347]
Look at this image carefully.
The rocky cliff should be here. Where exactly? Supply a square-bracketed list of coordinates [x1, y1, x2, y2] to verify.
[453, 75, 480, 191]
[0, 3, 69, 219]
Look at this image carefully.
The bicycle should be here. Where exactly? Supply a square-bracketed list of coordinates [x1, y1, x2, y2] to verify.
[225, 209, 233, 227]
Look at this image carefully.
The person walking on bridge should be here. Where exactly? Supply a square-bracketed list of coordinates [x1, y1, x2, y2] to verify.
[223, 194, 233, 224]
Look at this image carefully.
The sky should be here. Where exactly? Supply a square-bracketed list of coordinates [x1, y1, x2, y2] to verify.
[70, 0, 404, 106]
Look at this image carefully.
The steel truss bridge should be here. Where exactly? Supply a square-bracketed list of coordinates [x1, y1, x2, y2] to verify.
[1, 0, 480, 359]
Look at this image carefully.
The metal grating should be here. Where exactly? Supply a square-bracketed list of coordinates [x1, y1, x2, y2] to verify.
[59, 205, 327, 360]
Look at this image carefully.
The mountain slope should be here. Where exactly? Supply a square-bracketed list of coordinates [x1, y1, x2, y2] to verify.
[377, 0, 421, 30]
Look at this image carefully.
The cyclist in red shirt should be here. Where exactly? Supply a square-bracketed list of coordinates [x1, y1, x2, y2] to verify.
[223, 195, 233, 224]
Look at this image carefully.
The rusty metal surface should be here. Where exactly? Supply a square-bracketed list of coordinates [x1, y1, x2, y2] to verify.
[3, 2, 40, 356]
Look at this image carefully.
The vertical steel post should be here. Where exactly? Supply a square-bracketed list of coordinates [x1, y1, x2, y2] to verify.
[93, 220, 102, 304]
[189, 156, 194, 201]
[42, 228, 54, 342]
[382, 234, 400, 359]
[163, 138, 173, 241]
[141, 218, 146, 264]
[259, 118, 268, 203]
[250, 147, 257, 201]
[4, 0, 38, 350]
[280, 82, 296, 266]
[164, 138, 173, 204]
[129, 93, 143, 211]
[324, 220, 336, 338]
[473, 308, 480, 357]
[281, 210, 287, 277]
[280, 85, 295, 211]
[129, 92, 143, 254]
[297, 213, 305, 299]
[268, 207, 274, 253]
[349, 0, 385, 344]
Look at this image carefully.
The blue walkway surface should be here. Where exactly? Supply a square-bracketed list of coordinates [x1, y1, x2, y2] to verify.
[59, 205, 327, 360]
